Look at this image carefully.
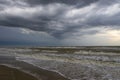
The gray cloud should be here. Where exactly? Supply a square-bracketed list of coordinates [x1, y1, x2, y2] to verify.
[24, 0, 99, 7]
[0, 0, 120, 39]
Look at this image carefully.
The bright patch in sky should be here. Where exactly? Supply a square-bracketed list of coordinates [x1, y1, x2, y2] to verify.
[105, 30, 120, 42]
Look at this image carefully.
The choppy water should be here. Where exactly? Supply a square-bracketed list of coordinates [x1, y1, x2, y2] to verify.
[0, 47, 120, 80]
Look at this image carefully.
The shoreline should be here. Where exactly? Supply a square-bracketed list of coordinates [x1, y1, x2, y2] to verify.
[0, 54, 70, 80]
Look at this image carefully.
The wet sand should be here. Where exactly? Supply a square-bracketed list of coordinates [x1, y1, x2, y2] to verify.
[0, 65, 37, 80]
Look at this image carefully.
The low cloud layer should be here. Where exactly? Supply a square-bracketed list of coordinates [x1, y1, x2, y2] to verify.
[0, 0, 120, 46]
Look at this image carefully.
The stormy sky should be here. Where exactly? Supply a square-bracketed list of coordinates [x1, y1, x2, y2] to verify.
[0, 0, 120, 46]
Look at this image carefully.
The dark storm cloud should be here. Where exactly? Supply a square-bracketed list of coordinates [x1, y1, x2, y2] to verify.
[97, 0, 120, 6]
[25, 0, 99, 7]
[0, 0, 120, 39]
[0, 16, 50, 31]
